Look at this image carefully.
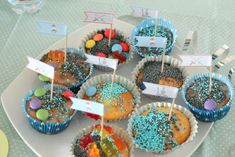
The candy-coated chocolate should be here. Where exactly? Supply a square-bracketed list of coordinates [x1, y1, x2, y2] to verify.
[104, 29, 115, 39]
[204, 99, 217, 110]
[62, 91, 74, 99]
[111, 44, 122, 53]
[93, 34, 103, 41]
[86, 40, 96, 49]
[34, 88, 46, 97]
[36, 109, 49, 121]
[38, 75, 50, 82]
[96, 52, 107, 58]
[120, 42, 129, 52]
[112, 51, 126, 63]
[29, 98, 42, 110]
[86, 86, 97, 97]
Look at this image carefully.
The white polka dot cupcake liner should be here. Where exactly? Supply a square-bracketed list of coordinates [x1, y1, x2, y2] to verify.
[39, 47, 94, 90]
[77, 74, 141, 121]
[70, 124, 134, 157]
[81, 29, 134, 72]
[131, 17, 177, 58]
[127, 102, 198, 154]
[181, 72, 234, 122]
[132, 55, 188, 100]
[22, 84, 77, 134]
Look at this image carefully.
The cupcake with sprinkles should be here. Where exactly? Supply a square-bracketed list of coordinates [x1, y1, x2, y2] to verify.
[77, 74, 140, 121]
[132, 56, 187, 99]
[182, 72, 234, 122]
[82, 28, 133, 71]
[71, 124, 134, 157]
[127, 102, 197, 154]
[22, 84, 76, 134]
[131, 18, 177, 57]
[39, 48, 93, 91]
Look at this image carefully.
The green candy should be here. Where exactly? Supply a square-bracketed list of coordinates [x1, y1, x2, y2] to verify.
[34, 88, 46, 97]
[38, 75, 50, 82]
[36, 109, 49, 121]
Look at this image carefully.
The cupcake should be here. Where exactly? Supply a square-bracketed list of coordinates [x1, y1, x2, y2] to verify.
[131, 18, 177, 57]
[77, 74, 140, 121]
[22, 84, 76, 134]
[127, 102, 197, 154]
[132, 56, 187, 99]
[71, 124, 134, 157]
[39, 48, 93, 91]
[82, 28, 133, 71]
[182, 72, 234, 122]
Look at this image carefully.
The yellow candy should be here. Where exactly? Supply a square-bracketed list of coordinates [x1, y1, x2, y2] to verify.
[86, 40, 96, 49]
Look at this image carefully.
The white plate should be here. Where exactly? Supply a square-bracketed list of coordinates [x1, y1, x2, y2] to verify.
[1, 19, 213, 157]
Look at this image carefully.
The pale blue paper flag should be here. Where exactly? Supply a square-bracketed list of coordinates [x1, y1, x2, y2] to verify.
[38, 21, 67, 36]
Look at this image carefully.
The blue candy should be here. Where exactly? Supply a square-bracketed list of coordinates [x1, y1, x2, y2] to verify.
[85, 86, 97, 97]
[111, 44, 122, 53]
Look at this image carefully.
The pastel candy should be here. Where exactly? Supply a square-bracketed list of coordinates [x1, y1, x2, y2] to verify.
[204, 99, 217, 110]
[93, 34, 103, 41]
[111, 44, 122, 53]
[38, 75, 50, 82]
[85, 40, 96, 49]
[86, 86, 97, 97]
[29, 98, 42, 110]
[34, 88, 46, 97]
[36, 109, 49, 121]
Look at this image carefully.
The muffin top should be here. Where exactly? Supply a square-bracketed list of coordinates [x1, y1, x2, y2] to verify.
[25, 86, 75, 123]
[130, 107, 191, 152]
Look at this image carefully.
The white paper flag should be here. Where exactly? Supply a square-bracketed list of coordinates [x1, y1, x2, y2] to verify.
[143, 82, 178, 99]
[131, 7, 158, 19]
[70, 98, 104, 116]
[85, 54, 118, 70]
[84, 11, 114, 24]
[134, 36, 167, 48]
[38, 21, 68, 36]
[179, 55, 212, 67]
[26, 56, 54, 79]
[182, 31, 197, 52]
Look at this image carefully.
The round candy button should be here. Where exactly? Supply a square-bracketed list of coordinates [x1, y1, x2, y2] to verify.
[93, 34, 103, 41]
[38, 75, 50, 82]
[29, 98, 42, 110]
[111, 44, 122, 53]
[120, 42, 129, 52]
[62, 91, 74, 99]
[204, 99, 217, 110]
[104, 29, 115, 39]
[85, 40, 96, 49]
[96, 52, 107, 58]
[85, 86, 97, 97]
[36, 109, 49, 121]
[34, 88, 46, 97]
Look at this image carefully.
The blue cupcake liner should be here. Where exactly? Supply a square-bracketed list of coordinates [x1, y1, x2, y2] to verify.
[131, 17, 177, 58]
[40, 47, 93, 90]
[181, 72, 234, 122]
[22, 84, 77, 134]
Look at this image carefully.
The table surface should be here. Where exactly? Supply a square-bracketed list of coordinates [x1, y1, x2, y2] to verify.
[1, 0, 235, 157]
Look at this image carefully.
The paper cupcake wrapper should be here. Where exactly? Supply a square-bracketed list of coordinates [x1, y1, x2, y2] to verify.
[127, 102, 198, 154]
[77, 74, 141, 121]
[40, 47, 94, 89]
[70, 124, 134, 157]
[22, 84, 77, 134]
[181, 72, 235, 122]
[132, 55, 188, 100]
[131, 17, 177, 58]
[81, 29, 134, 72]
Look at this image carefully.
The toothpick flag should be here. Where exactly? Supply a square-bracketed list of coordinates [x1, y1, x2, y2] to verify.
[84, 11, 114, 24]
[27, 56, 54, 79]
[70, 98, 104, 116]
[134, 36, 167, 48]
[179, 55, 212, 67]
[182, 31, 197, 53]
[85, 54, 118, 70]
[142, 82, 178, 99]
[38, 21, 68, 36]
[131, 7, 158, 18]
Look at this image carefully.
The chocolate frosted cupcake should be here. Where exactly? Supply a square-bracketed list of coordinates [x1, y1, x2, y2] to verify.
[22, 84, 76, 134]
[77, 74, 140, 121]
[127, 102, 197, 154]
[39, 48, 93, 90]
[71, 124, 134, 157]
[82, 28, 133, 71]
[182, 72, 234, 122]
[132, 56, 187, 99]
[131, 18, 177, 57]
